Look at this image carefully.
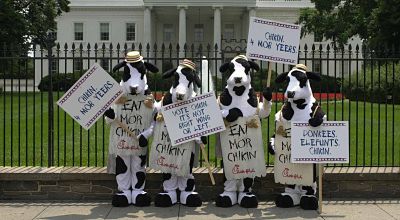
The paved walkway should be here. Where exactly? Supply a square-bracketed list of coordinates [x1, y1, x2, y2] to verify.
[0, 199, 399, 220]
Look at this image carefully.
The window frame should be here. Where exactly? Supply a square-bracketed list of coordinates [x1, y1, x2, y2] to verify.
[100, 22, 110, 41]
[126, 23, 136, 42]
[74, 22, 84, 41]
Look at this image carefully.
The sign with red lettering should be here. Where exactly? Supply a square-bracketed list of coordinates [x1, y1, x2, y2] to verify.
[161, 92, 225, 146]
[149, 121, 194, 176]
[274, 120, 313, 185]
[57, 63, 123, 130]
[108, 94, 154, 156]
[291, 121, 349, 163]
[220, 116, 267, 180]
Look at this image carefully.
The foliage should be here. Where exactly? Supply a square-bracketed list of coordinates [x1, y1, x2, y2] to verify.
[0, 0, 70, 46]
[344, 62, 400, 104]
[298, 0, 400, 49]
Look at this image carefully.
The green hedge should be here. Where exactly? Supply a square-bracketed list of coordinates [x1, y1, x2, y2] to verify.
[344, 63, 400, 104]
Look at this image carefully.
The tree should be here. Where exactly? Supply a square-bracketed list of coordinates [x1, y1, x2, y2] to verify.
[298, 0, 400, 49]
[0, 0, 70, 47]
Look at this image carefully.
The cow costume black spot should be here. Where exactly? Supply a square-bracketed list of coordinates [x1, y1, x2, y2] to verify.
[268, 64, 325, 210]
[150, 59, 205, 207]
[104, 51, 159, 207]
[216, 55, 272, 208]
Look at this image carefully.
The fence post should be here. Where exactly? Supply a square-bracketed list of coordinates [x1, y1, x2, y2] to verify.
[46, 33, 56, 167]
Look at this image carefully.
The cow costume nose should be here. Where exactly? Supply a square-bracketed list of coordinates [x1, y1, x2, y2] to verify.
[176, 93, 185, 100]
[287, 91, 295, 98]
[130, 86, 138, 94]
[234, 77, 242, 84]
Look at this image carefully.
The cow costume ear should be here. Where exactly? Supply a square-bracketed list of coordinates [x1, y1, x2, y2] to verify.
[306, 72, 321, 81]
[275, 72, 289, 83]
[219, 62, 230, 73]
[162, 68, 177, 79]
[144, 62, 159, 73]
[112, 61, 126, 73]
[248, 60, 260, 71]
[194, 72, 202, 88]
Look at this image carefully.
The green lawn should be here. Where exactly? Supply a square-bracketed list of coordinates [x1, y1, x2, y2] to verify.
[0, 92, 399, 167]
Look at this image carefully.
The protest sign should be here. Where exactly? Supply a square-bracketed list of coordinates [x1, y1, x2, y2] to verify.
[161, 92, 225, 146]
[274, 120, 313, 185]
[149, 121, 194, 176]
[246, 17, 301, 65]
[108, 94, 154, 156]
[57, 63, 123, 130]
[291, 121, 349, 163]
[220, 116, 266, 180]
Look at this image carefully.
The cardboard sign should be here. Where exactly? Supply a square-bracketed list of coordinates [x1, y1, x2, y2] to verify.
[149, 120, 194, 177]
[161, 92, 225, 146]
[246, 17, 301, 65]
[108, 94, 154, 156]
[220, 116, 267, 180]
[57, 63, 123, 130]
[274, 120, 313, 185]
[291, 121, 349, 163]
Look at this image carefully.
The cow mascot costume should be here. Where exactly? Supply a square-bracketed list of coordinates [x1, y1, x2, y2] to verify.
[268, 64, 325, 210]
[216, 55, 272, 208]
[149, 59, 205, 207]
[104, 51, 159, 207]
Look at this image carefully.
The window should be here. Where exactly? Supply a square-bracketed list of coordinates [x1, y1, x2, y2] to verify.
[224, 24, 235, 40]
[100, 23, 109, 41]
[313, 60, 321, 73]
[73, 59, 83, 72]
[163, 24, 174, 42]
[74, 23, 83, 41]
[100, 59, 109, 71]
[51, 59, 58, 74]
[126, 23, 136, 41]
[194, 24, 204, 42]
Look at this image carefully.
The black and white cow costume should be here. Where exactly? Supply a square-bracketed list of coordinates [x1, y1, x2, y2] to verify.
[104, 51, 159, 207]
[152, 59, 206, 207]
[216, 55, 273, 208]
[268, 64, 325, 210]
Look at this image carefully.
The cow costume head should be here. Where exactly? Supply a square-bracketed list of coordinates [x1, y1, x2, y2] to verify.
[219, 55, 260, 95]
[162, 59, 202, 102]
[276, 64, 320, 102]
[112, 51, 159, 95]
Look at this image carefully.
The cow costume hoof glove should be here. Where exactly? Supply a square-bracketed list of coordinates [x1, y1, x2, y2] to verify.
[184, 193, 202, 207]
[104, 108, 115, 120]
[226, 108, 243, 122]
[138, 135, 148, 147]
[309, 117, 323, 127]
[300, 196, 318, 210]
[262, 87, 273, 101]
[112, 194, 130, 207]
[275, 195, 295, 208]
[239, 193, 258, 208]
[134, 193, 151, 207]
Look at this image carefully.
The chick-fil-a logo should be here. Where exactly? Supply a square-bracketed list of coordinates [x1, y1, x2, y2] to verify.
[117, 140, 139, 150]
[157, 156, 178, 169]
[282, 168, 303, 179]
[232, 164, 255, 174]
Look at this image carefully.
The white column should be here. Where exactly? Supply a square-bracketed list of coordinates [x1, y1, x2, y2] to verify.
[178, 6, 187, 57]
[143, 7, 152, 48]
[213, 6, 222, 50]
[246, 7, 257, 38]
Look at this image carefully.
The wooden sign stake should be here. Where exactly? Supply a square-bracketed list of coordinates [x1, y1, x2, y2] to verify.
[318, 163, 324, 214]
[200, 143, 216, 185]
[266, 61, 273, 87]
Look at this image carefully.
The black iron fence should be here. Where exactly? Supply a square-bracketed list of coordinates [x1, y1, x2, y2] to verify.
[0, 41, 399, 168]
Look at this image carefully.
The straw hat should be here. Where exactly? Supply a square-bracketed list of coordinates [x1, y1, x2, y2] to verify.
[179, 59, 196, 71]
[294, 64, 308, 71]
[233, 54, 248, 61]
[125, 51, 143, 63]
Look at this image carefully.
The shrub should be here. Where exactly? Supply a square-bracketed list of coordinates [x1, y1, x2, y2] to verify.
[344, 63, 400, 104]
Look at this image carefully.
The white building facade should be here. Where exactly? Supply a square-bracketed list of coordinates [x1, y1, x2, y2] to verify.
[35, 0, 361, 85]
